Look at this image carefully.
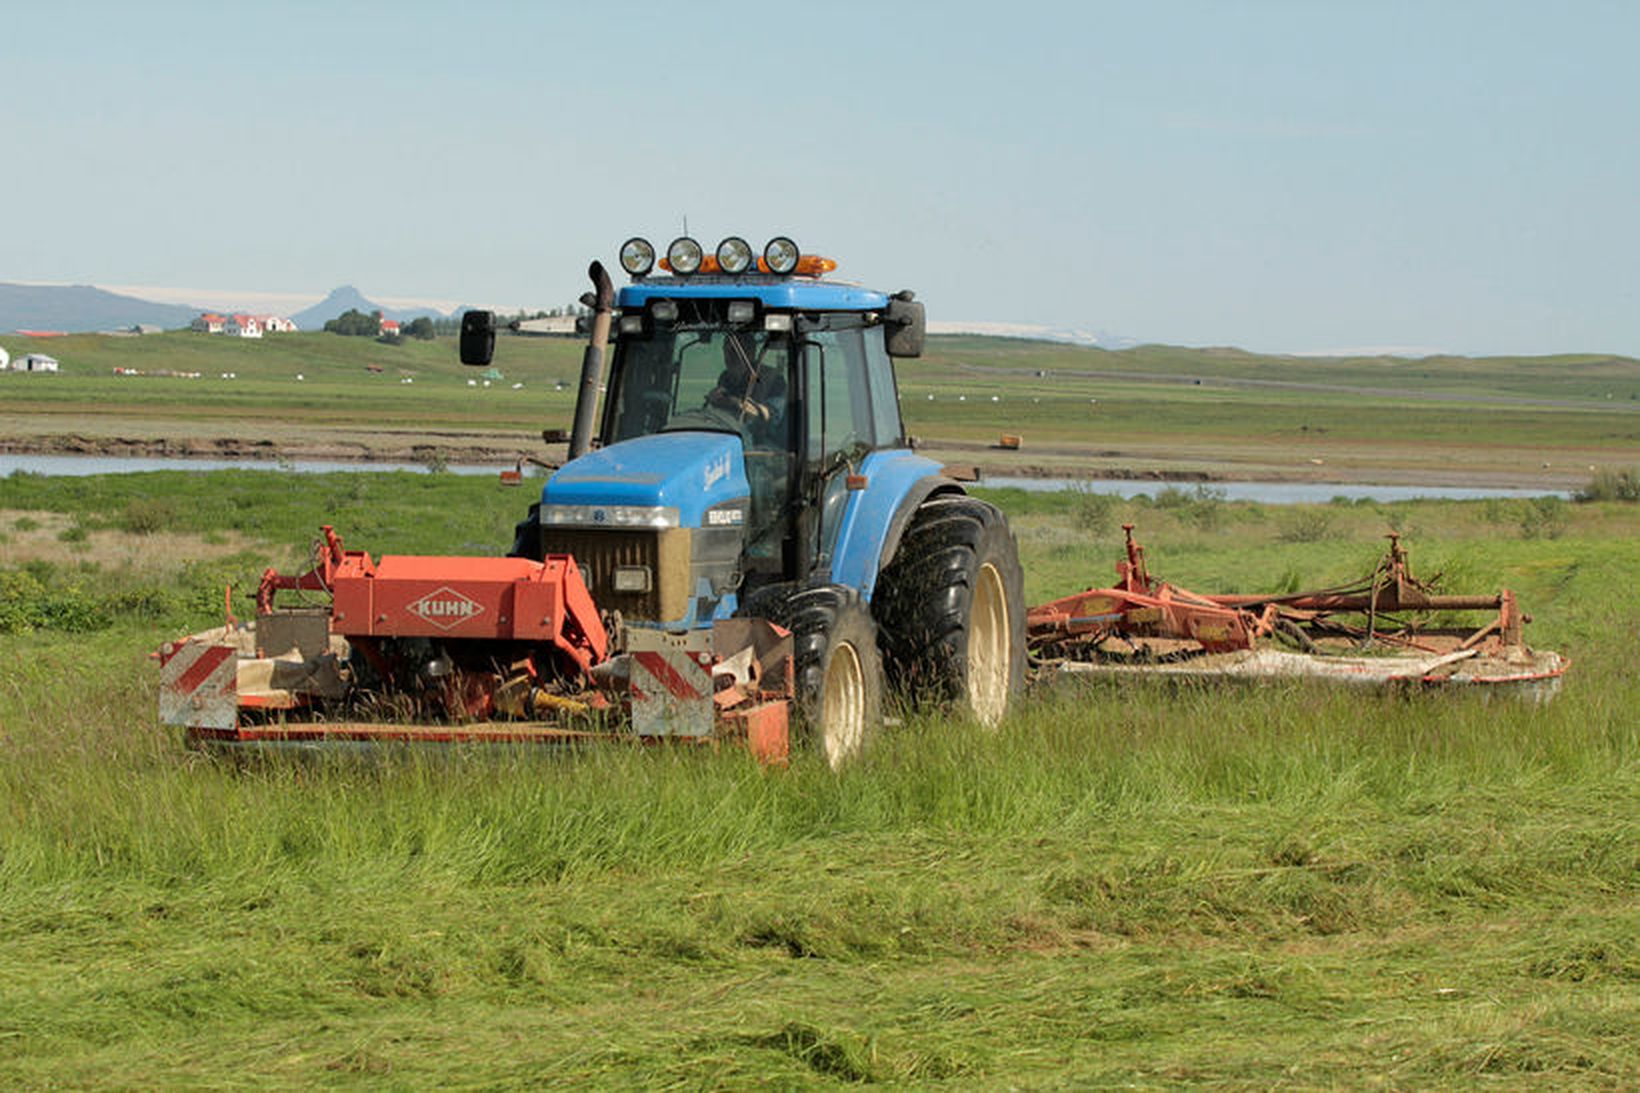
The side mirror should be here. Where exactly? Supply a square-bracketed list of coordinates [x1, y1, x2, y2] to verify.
[885, 295, 925, 358]
[459, 310, 496, 366]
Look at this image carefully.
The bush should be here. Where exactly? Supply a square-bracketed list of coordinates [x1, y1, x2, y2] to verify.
[0, 569, 106, 633]
[1575, 467, 1640, 502]
[1153, 484, 1226, 531]
[118, 497, 178, 535]
[1069, 486, 1117, 535]
[1481, 498, 1516, 526]
[1519, 495, 1567, 540]
[1277, 510, 1336, 543]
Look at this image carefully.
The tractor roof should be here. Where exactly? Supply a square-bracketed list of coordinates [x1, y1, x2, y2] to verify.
[617, 276, 889, 313]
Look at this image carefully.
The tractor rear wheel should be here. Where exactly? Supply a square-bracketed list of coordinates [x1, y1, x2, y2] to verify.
[785, 585, 884, 768]
[874, 496, 1025, 726]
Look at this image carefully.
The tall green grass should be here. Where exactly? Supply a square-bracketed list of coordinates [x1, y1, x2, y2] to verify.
[1, 477, 1637, 1085]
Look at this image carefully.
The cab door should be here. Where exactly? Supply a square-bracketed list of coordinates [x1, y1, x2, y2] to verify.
[797, 326, 877, 578]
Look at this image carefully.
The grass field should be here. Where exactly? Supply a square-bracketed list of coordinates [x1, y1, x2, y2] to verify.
[2, 470, 1636, 1086]
[4, 331, 1637, 486]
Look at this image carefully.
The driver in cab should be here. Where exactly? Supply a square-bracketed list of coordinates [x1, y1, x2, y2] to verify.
[706, 334, 786, 433]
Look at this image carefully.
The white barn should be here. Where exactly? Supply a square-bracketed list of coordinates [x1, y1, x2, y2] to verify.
[9, 353, 60, 373]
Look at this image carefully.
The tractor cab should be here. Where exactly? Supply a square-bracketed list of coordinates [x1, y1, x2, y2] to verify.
[488, 235, 931, 631]
[604, 272, 919, 589]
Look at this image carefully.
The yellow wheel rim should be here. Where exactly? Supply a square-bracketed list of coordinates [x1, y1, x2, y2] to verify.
[968, 562, 1011, 726]
[821, 641, 865, 768]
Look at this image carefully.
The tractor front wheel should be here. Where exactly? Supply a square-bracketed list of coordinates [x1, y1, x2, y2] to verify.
[787, 585, 885, 769]
[874, 496, 1026, 726]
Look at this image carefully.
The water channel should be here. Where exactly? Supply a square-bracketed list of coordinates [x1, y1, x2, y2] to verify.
[0, 453, 1569, 504]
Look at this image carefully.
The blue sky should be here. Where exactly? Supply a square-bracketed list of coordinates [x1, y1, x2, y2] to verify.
[4, 1, 1637, 356]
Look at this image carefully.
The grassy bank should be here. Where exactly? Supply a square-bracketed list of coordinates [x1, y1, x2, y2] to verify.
[2, 473, 1636, 1084]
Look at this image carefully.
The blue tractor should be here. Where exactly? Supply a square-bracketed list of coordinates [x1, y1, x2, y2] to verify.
[461, 234, 1025, 764]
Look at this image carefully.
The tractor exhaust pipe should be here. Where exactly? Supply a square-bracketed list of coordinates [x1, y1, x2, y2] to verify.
[568, 260, 616, 460]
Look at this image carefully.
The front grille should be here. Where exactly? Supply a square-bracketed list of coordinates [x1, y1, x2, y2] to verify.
[540, 527, 690, 622]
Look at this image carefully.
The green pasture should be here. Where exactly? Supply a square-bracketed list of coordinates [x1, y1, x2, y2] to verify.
[4, 331, 1637, 459]
[2, 471, 1636, 1085]
[922, 335, 1640, 403]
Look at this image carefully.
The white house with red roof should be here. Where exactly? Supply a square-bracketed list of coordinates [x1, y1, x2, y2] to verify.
[379, 318, 401, 337]
[193, 312, 296, 335]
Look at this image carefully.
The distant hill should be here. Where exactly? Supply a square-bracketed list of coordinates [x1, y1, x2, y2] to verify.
[292, 286, 449, 331]
[0, 283, 199, 333]
[927, 320, 1139, 350]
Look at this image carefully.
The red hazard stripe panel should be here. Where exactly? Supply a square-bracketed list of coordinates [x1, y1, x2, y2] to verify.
[172, 644, 235, 696]
[632, 650, 704, 700]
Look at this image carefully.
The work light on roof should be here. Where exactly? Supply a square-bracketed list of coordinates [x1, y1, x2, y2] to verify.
[716, 236, 754, 275]
[666, 236, 704, 276]
[619, 237, 655, 277]
[763, 236, 801, 276]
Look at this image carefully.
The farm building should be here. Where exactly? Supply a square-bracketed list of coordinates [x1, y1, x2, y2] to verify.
[9, 353, 61, 373]
[193, 312, 297, 334]
[0, 345, 8, 370]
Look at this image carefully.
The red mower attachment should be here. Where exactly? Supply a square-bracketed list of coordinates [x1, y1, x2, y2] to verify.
[1027, 525, 1567, 699]
[158, 526, 792, 761]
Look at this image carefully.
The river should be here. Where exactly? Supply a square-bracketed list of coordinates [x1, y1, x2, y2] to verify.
[0, 454, 1569, 504]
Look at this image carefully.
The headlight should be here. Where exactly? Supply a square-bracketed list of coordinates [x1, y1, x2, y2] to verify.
[539, 504, 681, 528]
[763, 236, 800, 275]
[716, 236, 754, 275]
[619, 237, 655, 277]
[611, 565, 653, 593]
[650, 299, 679, 323]
[726, 300, 755, 325]
[667, 236, 703, 275]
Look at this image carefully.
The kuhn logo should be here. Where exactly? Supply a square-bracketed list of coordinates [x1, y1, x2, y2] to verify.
[408, 587, 484, 630]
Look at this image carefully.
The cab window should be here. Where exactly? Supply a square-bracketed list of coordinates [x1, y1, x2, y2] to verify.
[803, 328, 874, 462]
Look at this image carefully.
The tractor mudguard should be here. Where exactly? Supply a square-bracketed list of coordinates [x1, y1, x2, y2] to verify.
[825, 449, 964, 600]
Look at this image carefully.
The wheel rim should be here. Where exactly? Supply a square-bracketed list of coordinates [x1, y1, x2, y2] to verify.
[820, 641, 865, 768]
[968, 562, 1011, 726]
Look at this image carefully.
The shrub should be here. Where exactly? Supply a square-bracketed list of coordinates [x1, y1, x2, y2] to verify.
[118, 497, 179, 535]
[1069, 486, 1117, 535]
[1154, 484, 1226, 531]
[1481, 498, 1516, 526]
[1519, 495, 1567, 540]
[1277, 510, 1336, 543]
[1574, 466, 1640, 502]
[0, 569, 106, 633]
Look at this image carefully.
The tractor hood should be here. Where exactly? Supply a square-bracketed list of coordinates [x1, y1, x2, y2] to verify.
[541, 431, 750, 529]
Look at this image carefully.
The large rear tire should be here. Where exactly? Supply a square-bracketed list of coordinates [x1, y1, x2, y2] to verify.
[785, 585, 885, 769]
[873, 496, 1025, 726]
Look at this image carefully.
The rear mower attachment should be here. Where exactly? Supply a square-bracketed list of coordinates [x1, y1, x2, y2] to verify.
[1027, 526, 1567, 699]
